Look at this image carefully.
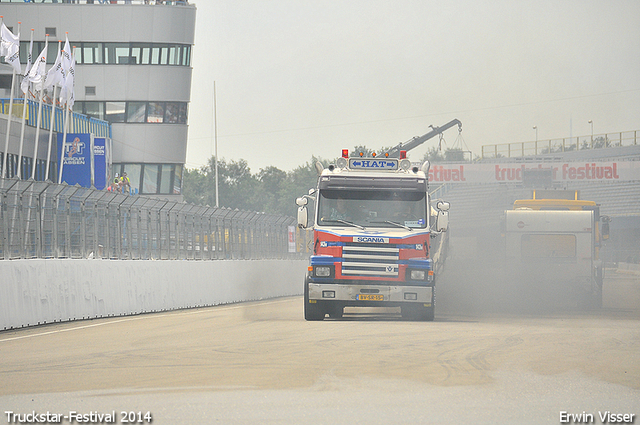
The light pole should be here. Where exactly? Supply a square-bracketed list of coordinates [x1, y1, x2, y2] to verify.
[533, 126, 538, 153]
[588, 120, 593, 149]
[214, 81, 219, 208]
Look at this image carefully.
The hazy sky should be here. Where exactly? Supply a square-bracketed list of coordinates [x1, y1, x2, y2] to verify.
[186, 0, 640, 172]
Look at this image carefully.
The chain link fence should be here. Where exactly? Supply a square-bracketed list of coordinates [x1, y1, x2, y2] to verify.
[1, 177, 308, 260]
[481, 130, 639, 159]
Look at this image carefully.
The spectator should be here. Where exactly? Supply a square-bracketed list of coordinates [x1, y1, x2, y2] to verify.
[121, 171, 131, 194]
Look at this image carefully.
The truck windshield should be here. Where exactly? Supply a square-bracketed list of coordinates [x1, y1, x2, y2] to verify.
[317, 189, 427, 229]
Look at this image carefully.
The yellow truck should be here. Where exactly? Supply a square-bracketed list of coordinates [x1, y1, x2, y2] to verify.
[502, 190, 609, 308]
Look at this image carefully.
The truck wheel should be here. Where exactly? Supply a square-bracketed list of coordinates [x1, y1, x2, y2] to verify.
[305, 301, 325, 321]
[328, 305, 344, 319]
[423, 305, 435, 321]
[304, 278, 325, 321]
[401, 304, 434, 321]
[593, 268, 604, 309]
[591, 286, 603, 309]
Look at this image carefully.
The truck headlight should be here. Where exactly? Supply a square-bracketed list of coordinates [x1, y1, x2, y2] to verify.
[315, 266, 331, 277]
[410, 270, 426, 280]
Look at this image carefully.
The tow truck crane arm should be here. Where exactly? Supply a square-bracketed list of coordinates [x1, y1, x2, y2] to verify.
[387, 119, 462, 158]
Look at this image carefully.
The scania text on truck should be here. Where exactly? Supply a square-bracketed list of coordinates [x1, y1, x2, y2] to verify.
[296, 150, 450, 321]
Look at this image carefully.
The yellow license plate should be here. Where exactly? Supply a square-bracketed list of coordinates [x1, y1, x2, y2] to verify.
[357, 294, 384, 301]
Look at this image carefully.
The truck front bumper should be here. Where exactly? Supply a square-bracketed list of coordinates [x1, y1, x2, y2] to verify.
[308, 282, 433, 306]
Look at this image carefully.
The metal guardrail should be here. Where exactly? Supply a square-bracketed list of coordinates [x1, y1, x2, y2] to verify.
[481, 130, 639, 159]
[3, 1, 189, 4]
[1, 177, 305, 260]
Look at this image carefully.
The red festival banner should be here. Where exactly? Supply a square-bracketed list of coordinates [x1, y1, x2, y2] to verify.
[425, 161, 640, 184]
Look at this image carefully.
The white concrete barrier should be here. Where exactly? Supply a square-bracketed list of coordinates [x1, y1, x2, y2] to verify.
[0, 259, 308, 330]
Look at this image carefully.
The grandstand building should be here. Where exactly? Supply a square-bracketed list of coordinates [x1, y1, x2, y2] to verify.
[432, 143, 640, 264]
[0, 0, 196, 200]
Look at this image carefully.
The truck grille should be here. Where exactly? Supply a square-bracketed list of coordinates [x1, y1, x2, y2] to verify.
[341, 243, 399, 277]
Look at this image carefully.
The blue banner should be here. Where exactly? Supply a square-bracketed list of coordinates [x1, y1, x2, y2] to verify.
[93, 137, 111, 190]
[57, 133, 93, 188]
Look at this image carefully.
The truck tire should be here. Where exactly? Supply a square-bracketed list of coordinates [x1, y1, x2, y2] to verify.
[591, 286, 603, 309]
[401, 289, 435, 321]
[401, 303, 434, 321]
[327, 304, 344, 319]
[593, 268, 604, 309]
[304, 278, 325, 321]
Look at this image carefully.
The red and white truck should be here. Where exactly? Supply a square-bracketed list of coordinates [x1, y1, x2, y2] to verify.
[296, 150, 450, 321]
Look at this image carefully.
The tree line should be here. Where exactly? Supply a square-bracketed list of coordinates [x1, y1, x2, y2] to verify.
[183, 147, 467, 216]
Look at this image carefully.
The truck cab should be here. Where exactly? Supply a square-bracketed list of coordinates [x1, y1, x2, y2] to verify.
[296, 151, 450, 321]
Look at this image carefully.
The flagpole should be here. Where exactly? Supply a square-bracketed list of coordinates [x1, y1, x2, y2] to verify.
[44, 40, 62, 182]
[2, 21, 20, 178]
[58, 106, 70, 185]
[214, 81, 219, 208]
[31, 35, 49, 181]
[17, 90, 28, 180]
[45, 87, 58, 182]
[31, 91, 45, 180]
[2, 68, 15, 178]
[17, 28, 34, 180]
[58, 43, 75, 185]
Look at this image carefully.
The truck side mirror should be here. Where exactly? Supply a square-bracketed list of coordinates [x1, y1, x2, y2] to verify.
[434, 201, 450, 232]
[601, 216, 610, 240]
[297, 206, 309, 229]
[436, 200, 450, 212]
[436, 210, 449, 232]
[295, 197, 309, 228]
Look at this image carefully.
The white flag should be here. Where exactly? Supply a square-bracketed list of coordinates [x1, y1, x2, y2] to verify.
[20, 31, 34, 94]
[0, 23, 8, 56]
[60, 36, 75, 104]
[1, 23, 21, 74]
[61, 52, 75, 107]
[44, 45, 64, 90]
[26, 41, 48, 92]
[61, 35, 72, 73]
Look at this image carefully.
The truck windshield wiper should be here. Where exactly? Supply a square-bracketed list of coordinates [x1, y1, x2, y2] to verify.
[370, 220, 413, 231]
[320, 218, 365, 230]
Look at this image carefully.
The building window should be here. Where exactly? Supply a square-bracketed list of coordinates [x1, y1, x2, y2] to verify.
[150, 46, 161, 65]
[81, 43, 103, 64]
[160, 46, 170, 65]
[122, 164, 142, 194]
[46, 42, 59, 63]
[113, 163, 182, 195]
[85, 86, 97, 96]
[84, 102, 105, 121]
[143, 164, 159, 194]
[21, 41, 191, 66]
[159, 164, 173, 194]
[164, 102, 180, 124]
[126, 102, 147, 123]
[131, 43, 151, 65]
[173, 164, 183, 195]
[178, 103, 188, 124]
[0, 75, 11, 91]
[104, 43, 131, 65]
[74, 101, 187, 124]
[147, 102, 165, 123]
[45, 27, 57, 37]
[105, 102, 126, 123]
